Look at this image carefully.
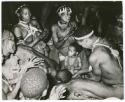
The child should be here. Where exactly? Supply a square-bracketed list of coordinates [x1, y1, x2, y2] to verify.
[56, 69, 72, 84]
[63, 43, 82, 76]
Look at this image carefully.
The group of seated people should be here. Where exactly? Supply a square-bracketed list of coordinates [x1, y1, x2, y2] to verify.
[2, 4, 123, 100]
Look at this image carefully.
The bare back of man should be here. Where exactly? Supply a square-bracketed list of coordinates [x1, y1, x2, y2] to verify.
[73, 45, 124, 99]
[89, 46, 123, 85]
[72, 26, 123, 99]
[67, 40, 123, 99]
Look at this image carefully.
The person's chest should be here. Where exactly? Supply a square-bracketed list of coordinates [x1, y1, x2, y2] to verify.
[19, 25, 37, 42]
[67, 57, 77, 66]
[57, 26, 71, 38]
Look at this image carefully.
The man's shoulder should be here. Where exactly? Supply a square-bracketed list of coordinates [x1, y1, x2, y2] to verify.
[93, 46, 110, 54]
[90, 47, 110, 63]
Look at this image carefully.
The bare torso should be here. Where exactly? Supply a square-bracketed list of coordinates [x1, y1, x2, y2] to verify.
[90, 45, 123, 85]
[56, 24, 72, 40]
[52, 22, 76, 55]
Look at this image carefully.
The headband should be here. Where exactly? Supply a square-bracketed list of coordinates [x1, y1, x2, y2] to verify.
[57, 5, 72, 16]
[15, 4, 27, 16]
[75, 30, 94, 40]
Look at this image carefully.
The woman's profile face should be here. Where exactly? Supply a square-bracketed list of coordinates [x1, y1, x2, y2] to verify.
[21, 7, 31, 22]
[60, 12, 71, 23]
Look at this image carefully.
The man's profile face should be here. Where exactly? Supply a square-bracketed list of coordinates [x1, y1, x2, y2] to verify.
[60, 12, 71, 23]
[77, 38, 92, 49]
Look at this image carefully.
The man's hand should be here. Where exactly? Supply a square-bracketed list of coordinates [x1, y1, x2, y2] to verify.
[49, 85, 66, 100]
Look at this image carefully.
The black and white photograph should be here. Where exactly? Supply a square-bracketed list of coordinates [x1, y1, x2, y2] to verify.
[2, 1, 123, 100]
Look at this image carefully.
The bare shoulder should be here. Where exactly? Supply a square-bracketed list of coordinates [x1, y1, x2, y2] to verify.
[89, 47, 111, 64]
[13, 25, 21, 32]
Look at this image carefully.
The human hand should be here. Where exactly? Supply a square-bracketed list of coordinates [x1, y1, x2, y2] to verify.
[49, 85, 66, 100]
[84, 73, 92, 79]
[72, 73, 79, 78]
[20, 57, 44, 74]
[65, 31, 74, 39]
[39, 28, 49, 40]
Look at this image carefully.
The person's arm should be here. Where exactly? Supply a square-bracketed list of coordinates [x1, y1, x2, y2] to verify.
[73, 68, 90, 78]
[64, 56, 68, 66]
[77, 57, 82, 68]
[52, 25, 65, 49]
[29, 29, 48, 47]
[13, 27, 24, 44]
[86, 51, 102, 82]
[31, 48, 59, 76]
[28, 36, 40, 47]
[73, 51, 90, 78]
[7, 77, 21, 99]
[52, 25, 72, 49]
[7, 63, 31, 100]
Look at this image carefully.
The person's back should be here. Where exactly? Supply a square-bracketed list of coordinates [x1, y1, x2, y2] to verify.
[89, 45, 123, 85]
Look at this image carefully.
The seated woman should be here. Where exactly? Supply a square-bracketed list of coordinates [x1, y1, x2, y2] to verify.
[13, 4, 49, 56]
[52, 5, 77, 62]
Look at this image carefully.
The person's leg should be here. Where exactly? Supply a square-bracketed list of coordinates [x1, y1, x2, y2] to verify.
[66, 79, 123, 99]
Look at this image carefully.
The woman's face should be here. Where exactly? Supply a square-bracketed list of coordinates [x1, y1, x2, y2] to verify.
[21, 7, 31, 22]
[60, 12, 71, 23]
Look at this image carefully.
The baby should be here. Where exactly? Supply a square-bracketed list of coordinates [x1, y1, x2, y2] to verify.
[63, 43, 82, 76]
[56, 69, 72, 84]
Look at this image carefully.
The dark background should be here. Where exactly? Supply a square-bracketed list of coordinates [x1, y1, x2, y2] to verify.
[2, 1, 122, 28]
[2, 1, 123, 65]
[2, 1, 123, 48]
